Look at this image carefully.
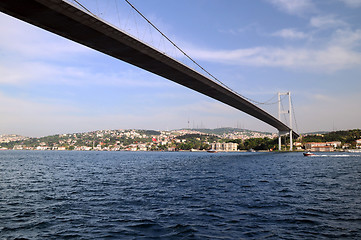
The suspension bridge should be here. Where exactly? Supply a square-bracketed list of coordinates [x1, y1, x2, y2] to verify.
[0, 0, 299, 149]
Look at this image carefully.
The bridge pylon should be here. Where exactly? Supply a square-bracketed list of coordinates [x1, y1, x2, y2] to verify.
[278, 92, 293, 151]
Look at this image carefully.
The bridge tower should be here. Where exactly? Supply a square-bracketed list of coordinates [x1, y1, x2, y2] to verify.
[278, 92, 293, 151]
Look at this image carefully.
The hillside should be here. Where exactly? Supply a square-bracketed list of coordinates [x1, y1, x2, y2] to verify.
[302, 129, 361, 145]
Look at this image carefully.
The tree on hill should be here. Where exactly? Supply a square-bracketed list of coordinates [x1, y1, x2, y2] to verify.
[137, 130, 161, 136]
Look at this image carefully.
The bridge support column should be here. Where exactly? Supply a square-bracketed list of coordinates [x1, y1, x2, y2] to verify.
[278, 132, 282, 151]
[289, 130, 293, 151]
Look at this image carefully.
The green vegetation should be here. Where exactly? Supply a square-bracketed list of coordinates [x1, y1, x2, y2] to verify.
[302, 129, 361, 145]
[174, 134, 218, 150]
[2, 128, 360, 151]
[137, 130, 161, 136]
[225, 137, 278, 151]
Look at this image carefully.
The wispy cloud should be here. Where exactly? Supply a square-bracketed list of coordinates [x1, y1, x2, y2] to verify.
[0, 13, 89, 59]
[266, 0, 315, 15]
[272, 28, 308, 39]
[188, 44, 361, 72]
[218, 23, 261, 36]
[0, 13, 171, 88]
[0, 12, 187, 88]
[338, 0, 361, 7]
[0, 58, 172, 88]
[186, 23, 361, 72]
[310, 15, 347, 29]
[330, 28, 361, 48]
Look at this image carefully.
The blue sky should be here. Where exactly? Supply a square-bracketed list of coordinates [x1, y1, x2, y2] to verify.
[1, 0, 361, 137]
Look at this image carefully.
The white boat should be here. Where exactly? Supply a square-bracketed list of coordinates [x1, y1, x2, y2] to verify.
[207, 149, 218, 153]
[303, 152, 315, 156]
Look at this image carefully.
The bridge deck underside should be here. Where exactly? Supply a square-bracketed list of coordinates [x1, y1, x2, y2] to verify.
[0, 0, 298, 138]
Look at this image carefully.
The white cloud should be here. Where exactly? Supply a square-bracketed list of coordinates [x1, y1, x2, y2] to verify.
[0, 12, 180, 88]
[338, 0, 361, 7]
[330, 28, 361, 48]
[267, 0, 315, 15]
[310, 15, 347, 29]
[186, 26, 361, 72]
[0, 55, 171, 88]
[0, 13, 89, 59]
[272, 28, 308, 39]
[0, 61, 64, 85]
[188, 45, 361, 72]
[218, 23, 261, 36]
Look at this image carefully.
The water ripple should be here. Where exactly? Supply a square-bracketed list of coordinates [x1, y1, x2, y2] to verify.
[1, 151, 361, 239]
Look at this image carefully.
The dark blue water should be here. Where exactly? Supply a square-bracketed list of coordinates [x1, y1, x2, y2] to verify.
[1, 151, 361, 239]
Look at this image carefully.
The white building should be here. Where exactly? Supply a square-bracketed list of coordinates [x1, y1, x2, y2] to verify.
[305, 142, 334, 152]
[326, 141, 341, 148]
[138, 144, 147, 151]
[211, 142, 238, 151]
[356, 139, 361, 149]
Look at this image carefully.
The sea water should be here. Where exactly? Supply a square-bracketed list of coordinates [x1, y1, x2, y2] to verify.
[1, 151, 361, 239]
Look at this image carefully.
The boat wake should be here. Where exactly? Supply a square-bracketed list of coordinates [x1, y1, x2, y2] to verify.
[313, 154, 361, 157]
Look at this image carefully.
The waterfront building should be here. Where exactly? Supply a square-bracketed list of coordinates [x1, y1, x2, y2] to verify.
[211, 142, 238, 151]
[326, 141, 341, 148]
[138, 144, 147, 151]
[356, 139, 361, 149]
[305, 142, 334, 152]
[13, 145, 23, 150]
[36, 146, 49, 151]
[294, 142, 303, 150]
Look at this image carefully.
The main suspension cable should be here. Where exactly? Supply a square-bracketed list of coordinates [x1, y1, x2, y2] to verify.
[72, 0, 279, 107]
[290, 96, 299, 133]
[124, 1, 221, 83]
[123, 0, 272, 105]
